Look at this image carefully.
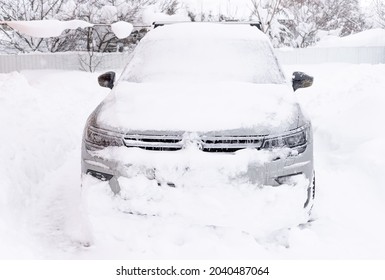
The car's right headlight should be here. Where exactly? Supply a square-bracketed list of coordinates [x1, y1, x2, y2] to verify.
[85, 125, 123, 149]
[262, 126, 309, 154]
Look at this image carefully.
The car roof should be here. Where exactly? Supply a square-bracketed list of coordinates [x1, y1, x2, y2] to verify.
[152, 21, 262, 30]
[142, 22, 270, 43]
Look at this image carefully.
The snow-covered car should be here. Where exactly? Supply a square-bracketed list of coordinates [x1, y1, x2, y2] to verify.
[82, 22, 315, 212]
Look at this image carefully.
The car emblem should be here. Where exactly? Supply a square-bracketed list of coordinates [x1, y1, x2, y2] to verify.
[182, 132, 203, 150]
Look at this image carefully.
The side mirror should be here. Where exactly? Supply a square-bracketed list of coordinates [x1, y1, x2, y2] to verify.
[292, 71, 313, 92]
[98, 71, 116, 89]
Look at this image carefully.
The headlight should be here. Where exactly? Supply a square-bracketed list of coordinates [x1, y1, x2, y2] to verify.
[85, 125, 123, 149]
[262, 127, 308, 153]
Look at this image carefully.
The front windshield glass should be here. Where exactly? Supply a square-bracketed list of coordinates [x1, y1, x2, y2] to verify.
[121, 36, 286, 84]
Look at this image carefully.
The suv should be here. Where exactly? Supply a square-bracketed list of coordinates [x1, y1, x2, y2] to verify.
[82, 22, 315, 212]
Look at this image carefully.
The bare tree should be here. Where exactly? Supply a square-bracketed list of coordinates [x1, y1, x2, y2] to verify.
[78, 49, 103, 72]
[72, 0, 156, 53]
[249, 0, 284, 34]
[317, 0, 366, 36]
[159, 0, 179, 15]
[371, 0, 385, 28]
[0, 0, 160, 54]
[277, 0, 367, 47]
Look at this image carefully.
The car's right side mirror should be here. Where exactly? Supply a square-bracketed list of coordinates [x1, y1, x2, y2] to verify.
[98, 71, 116, 89]
[292, 71, 313, 92]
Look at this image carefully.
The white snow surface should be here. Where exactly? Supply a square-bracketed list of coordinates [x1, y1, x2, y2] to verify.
[4, 20, 93, 38]
[3, 20, 133, 39]
[98, 82, 298, 132]
[315, 28, 385, 47]
[121, 23, 285, 84]
[110, 21, 134, 39]
[90, 146, 310, 238]
[1, 63, 385, 259]
[142, 22, 270, 41]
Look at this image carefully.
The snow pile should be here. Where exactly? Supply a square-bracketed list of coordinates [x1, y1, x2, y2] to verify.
[82, 173, 309, 258]
[0, 70, 107, 258]
[283, 63, 385, 258]
[87, 146, 310, 237]
[110, 21, 134, 39]
[4, 20, 93, 38]
[83, 143, 309, 242]
[315, 28, 385, 47]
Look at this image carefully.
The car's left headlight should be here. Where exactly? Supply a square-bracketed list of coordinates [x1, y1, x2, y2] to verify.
[85, 125, 123, 149]
[262, 126, 309, 154]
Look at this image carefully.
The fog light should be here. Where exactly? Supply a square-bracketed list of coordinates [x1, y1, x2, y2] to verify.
[86, 169, 113, 181]
[275, 172, 303, 185]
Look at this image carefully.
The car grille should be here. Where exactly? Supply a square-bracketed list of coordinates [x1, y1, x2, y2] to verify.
[123, 134, 264, 152]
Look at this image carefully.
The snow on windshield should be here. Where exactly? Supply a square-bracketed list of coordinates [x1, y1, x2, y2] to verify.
[121, 23, 286, 84]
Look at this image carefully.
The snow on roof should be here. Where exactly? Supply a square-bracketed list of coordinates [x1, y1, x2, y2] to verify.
[121, 22, 282, 84]
[1, 20, 134, 39]
[143, 22, 268, 41]
[315, 28, 385, 48]
[3, 20, 93, 38]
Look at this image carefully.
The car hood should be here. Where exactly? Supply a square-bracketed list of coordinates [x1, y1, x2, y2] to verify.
[96, 81, 304, 135]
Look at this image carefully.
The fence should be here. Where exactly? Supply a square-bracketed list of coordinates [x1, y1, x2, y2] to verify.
[1, 47, 385, 73]
[0, 52, 131, 73]
[275, 46, 385, 65]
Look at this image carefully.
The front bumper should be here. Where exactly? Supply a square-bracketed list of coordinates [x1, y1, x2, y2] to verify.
[81, 139, 314, 208]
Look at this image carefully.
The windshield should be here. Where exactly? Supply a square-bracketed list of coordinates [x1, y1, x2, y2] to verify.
[121, 29, 286, 84]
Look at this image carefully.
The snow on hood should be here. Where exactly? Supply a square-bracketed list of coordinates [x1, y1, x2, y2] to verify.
[96, 81, 301, 134]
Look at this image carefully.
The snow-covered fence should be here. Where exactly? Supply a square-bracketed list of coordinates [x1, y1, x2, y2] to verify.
[0, 52, 131, 73]
[275, 47, 385, 65]
[1, 47, 385, 73]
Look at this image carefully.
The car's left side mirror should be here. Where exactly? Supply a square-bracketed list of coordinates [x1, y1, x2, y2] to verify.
[292, 71, 313, 92]
[98, 71, 116, 89]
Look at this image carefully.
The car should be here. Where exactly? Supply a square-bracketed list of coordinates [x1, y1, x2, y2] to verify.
[81, 22, 315, 213]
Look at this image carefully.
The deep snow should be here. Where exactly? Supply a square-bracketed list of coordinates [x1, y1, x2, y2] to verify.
[1, 63, 385, 259]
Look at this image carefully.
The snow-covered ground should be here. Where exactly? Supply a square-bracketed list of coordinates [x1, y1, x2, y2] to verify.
[1, 63, 385, 259]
